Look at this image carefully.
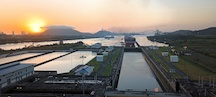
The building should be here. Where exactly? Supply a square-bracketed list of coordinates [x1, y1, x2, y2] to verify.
[96, 55, 104, 62]
[0, 62, 34, 88]
[161, 52, 168, 56]
[106, 46, 114, 52]
[170, 55, 179, 62]
[21, 31, 25, 36]
[75, 65, 94, 75]
[59, 40, 63, 45]
[103, 51, 109, 56]
[155, 29, 162, 36]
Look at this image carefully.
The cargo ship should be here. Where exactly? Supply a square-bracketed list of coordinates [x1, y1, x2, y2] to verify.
[104, 35, 114, 39]
[124, 35, 136, 47]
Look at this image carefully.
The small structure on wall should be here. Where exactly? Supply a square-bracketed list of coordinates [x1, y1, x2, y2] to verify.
[162, 52, 168, 56]
[170, 55, 179, 62]
[96, 54, 104, 62]
[103, 51, 109, 56]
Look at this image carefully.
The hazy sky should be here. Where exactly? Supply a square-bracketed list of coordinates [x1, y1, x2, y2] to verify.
[0, 0, 216, 34]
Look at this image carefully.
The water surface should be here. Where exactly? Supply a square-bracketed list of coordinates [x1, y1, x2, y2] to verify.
[21, 52, 68, 65]
[35, 51, 96, 74]
[0, 53, 42, 65]
[117, 52, 162, 91]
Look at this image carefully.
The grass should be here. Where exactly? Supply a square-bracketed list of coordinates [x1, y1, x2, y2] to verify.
[145, 48, 170, 72]
[87, 51, 110, 73]
[102, 64, 113, 76]
[157, 47, 216, 80]
[148, 35, 216, 71]
[88, 57, 105, 73]
[173, 56, 216, 80]
[145, 47, 182, 79]
[111, 48, 121, 64]
[101, 48, 122, 76]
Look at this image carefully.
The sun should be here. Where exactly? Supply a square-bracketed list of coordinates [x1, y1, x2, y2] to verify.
[28, 18, 46, 33]
[31, 24, 41, 33]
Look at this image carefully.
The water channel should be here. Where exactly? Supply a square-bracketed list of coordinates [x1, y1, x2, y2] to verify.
[117, 52, 162, 91]
[0, 53, 42, 65]
[35, 51, 96, 74]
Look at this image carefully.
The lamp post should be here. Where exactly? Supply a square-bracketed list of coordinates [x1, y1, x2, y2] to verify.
[79, 68, 88, 97]
[80, 55, 87, 97]
[80, 55, 86, 65]
[82, 73, 85, 97]
[164, 41, 166, 47]
[183, 46, 187, 54]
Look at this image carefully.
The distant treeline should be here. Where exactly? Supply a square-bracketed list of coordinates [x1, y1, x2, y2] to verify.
[0, 34, 96, 45]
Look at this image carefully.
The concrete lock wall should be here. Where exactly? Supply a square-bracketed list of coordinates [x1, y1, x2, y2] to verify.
[140, 47, 175, 92]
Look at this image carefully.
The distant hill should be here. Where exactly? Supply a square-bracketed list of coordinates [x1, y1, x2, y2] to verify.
[171, 30, 192, 35]
[94, 30, 114, 37]
[192, 27, 216, 35]
[42, 28, 91, 36]
[168, 27, 216, 35]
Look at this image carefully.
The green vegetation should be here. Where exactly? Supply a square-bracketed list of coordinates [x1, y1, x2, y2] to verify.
[173, 56, 215, 80]
[148, 35, 216, 58]
[22, 42, 86, 50]
[145, 48, 181, 79]
[102, 64, 113, 76]
[157, 47, 216, 80]
[87, 52, 110, 73]
[110, 48, 121, 64]
[102, 48, 121, 76]
[0, 34, 95, 45]
[148, 35, 216, 80]
[88, 56, 106, 73]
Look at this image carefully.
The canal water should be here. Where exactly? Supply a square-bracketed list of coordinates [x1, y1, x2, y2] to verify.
[35, 51, 96, 74]
[21, 52, 69, 65]
[117, 52, 162, 91]
[0, 53, 42, 65]
[134, 35, 167, 47]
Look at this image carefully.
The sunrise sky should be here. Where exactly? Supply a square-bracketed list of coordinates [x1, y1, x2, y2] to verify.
[0, 0, 216, 34]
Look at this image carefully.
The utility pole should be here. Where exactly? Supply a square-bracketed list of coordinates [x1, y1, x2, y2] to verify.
[201, 77, 204, 88]
[199, 76, 200, 87]
[209, 76, 211, 86]
[213, 77, 215, 88]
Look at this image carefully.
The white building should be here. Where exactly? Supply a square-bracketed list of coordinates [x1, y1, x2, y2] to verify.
[0, 62, 34, 88]
[170, 55, 179, 62]
[75, 65, 94, 76]
[161, 52, 168, 56]
[96, 55, 104, 62]
[103, 51, 109, 56]
[106, 46, 114, 52]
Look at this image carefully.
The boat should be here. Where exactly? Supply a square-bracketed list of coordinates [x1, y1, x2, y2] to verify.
[124, 35, 136, 47]
[104, 35, 114, 39]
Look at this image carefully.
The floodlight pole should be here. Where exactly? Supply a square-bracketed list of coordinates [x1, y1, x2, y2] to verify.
[82, 74, 85, 97]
